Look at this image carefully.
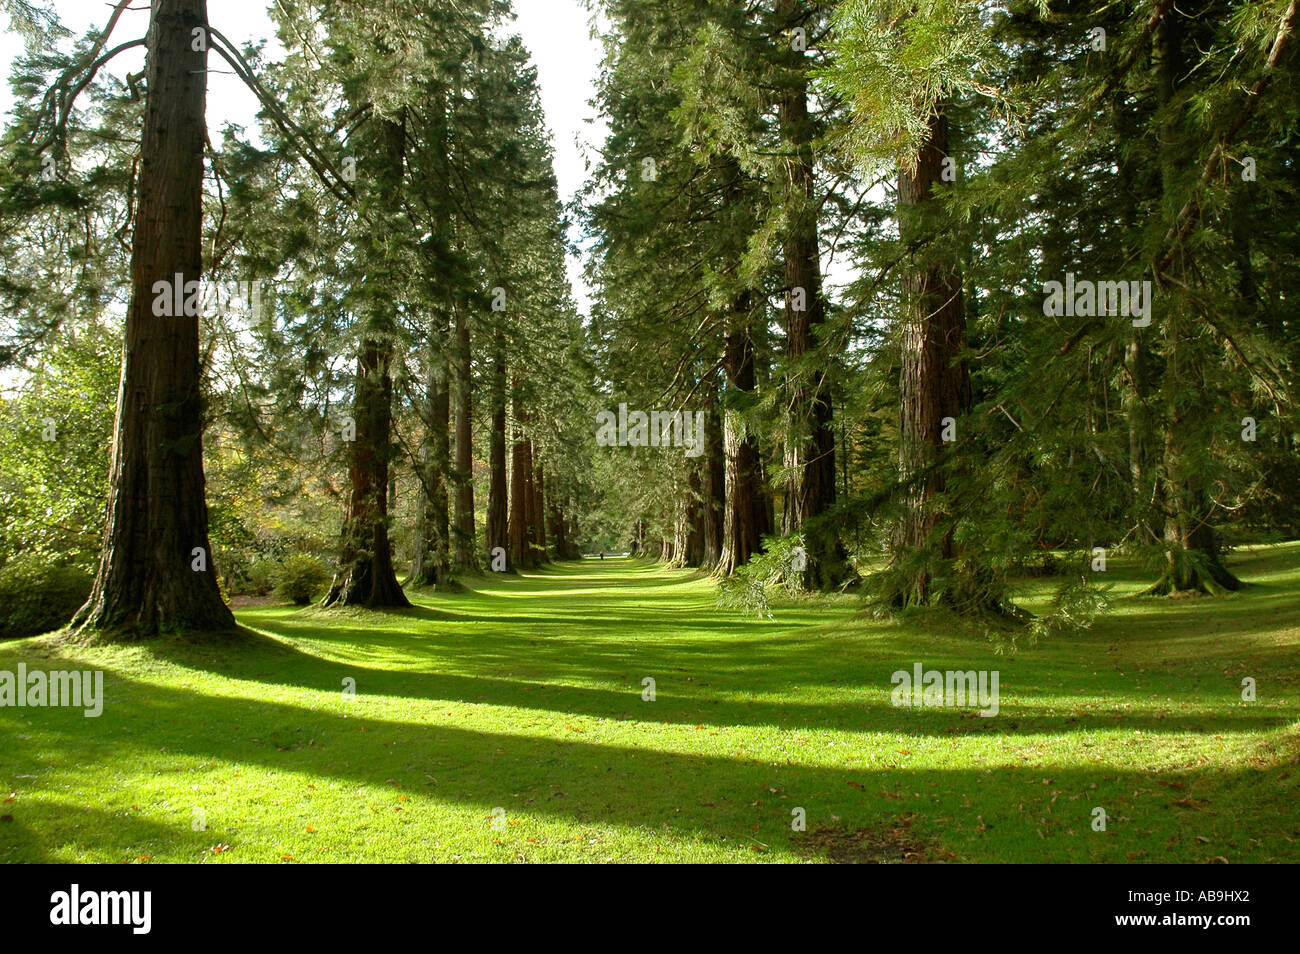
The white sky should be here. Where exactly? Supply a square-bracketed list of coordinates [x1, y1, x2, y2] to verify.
[0, 0, 608, 313]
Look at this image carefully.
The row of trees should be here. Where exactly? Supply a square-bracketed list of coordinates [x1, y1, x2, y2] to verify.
[581, 0, 1298, 615]
[1, 0, 591, 637]
[1, 0, 1296, 641]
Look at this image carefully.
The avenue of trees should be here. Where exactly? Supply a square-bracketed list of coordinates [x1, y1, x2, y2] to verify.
[0, 0, 1296, 640]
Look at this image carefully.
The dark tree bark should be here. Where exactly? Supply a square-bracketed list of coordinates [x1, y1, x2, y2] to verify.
[719, 295, 772, 575]
[683, 463, 704, 567]
[565, 501, 581, 560]
[890, 105, 972, 607]
[486, 340, 508, 568]
[1110, 84, 1161, 548]
[548, 492, 571, 561]
[409, 324, 451, 588]
[1145, 11, 1241, 596]
[508, 386, 535, 569]
[74, 0, 234, 638]
[452, 302, 477, 571]
[532, 458, 547, 562]
[324, 118, 410, 608]
[508, 438, 528, 568]
[701, 377, 726, 569]
[777, 0, 844, 589]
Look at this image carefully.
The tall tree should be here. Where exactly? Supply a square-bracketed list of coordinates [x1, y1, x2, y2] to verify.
[74, 0, 235, 636]
[324, 116, 410, 607]
[773, 0, 845, 588]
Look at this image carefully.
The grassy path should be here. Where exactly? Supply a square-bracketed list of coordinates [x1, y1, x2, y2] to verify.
[2, 550, 1298, 862]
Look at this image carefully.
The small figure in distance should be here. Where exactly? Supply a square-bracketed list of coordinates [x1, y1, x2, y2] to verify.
[600, 552, 605, 560]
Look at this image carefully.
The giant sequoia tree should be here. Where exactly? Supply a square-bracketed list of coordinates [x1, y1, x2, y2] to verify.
[73, 0, 235, 636]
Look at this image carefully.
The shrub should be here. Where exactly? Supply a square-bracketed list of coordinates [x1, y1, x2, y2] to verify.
[273, 555, 331, 606]
[0, 555, 93, 639]
[244, 559, 277, 597]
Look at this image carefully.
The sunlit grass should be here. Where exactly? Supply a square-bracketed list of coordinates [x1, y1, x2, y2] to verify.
[2, 546, 1298, 863]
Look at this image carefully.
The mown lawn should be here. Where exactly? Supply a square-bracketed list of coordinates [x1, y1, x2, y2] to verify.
[2, 545, 1298, 863]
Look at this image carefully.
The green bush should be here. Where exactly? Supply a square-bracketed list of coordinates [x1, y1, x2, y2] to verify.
[245, 559, 277, 597]
[273, 555, 331, 606]
[0, 555, 93, 639]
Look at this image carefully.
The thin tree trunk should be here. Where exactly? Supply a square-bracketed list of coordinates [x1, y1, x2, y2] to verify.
[509, 383, 534, 569]
[533, 457, 547, 562]
[684, 463, 704, 567]
[720, 295, 771, 575]
[486, 340, 508, 568]
[1112, 84, 1160, 547]
[566, 500, 581, 560]
[409, 323, 451, 588]
[701, 375, 725, 569]
[452, 301, 477, 571]
[778, 0, 844, 588]
[75, 0, 234, 637]
[548, 493, 570, 560]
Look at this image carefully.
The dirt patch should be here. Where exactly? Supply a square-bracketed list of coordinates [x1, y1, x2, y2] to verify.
[797, 813, 956, 864]
[228, 595, 276, 609]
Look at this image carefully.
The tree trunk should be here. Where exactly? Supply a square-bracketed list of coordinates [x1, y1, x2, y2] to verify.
[508, 385, 534, 569]
[452, 301, 477, 571]
[75, 0, 234, 638]
[548, 493, 570, 561]
[719, 296, 771, 575]
[1145, 10, 1241, 595]
[778, 0, 844, 589]
[890, 104, 972, 607]
[683, 463, 704, 567]
[1109, 82, 1162, 548]
[324, 117, 410, 608]
[486, 340, 508, 568]
[701, 377, 725, 570]
[409, 323, 451, 588]
[532, 458, 547, 562]
[565, 501, 581, 560]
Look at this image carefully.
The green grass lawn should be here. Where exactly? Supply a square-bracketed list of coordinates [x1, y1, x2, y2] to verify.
[2, 545, 1298, 863]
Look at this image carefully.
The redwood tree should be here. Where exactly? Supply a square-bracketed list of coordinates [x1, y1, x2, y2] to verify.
[75, 0, 235, 638]
[890, 106, 972, 607]
[323, 118, 410, 608]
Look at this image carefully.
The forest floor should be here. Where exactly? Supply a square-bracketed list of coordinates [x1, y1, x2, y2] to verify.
[2, 545, 1298, 863]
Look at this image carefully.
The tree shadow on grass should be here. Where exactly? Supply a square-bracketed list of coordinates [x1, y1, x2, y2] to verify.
[129, 626, 1296, 738]
[0, 802, 204, 864]
[8, 672, 1298, 863]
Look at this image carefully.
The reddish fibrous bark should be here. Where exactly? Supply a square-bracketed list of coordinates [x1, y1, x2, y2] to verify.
[75, 0, 234, 638]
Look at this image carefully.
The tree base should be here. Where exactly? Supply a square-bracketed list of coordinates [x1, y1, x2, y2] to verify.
[71, 592, 236, 644]
[1137, 550, 1244, 597]
[1137, 568, 1243, 597]
[69, 616, 245, 646]
[322, 568, 411, 609]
